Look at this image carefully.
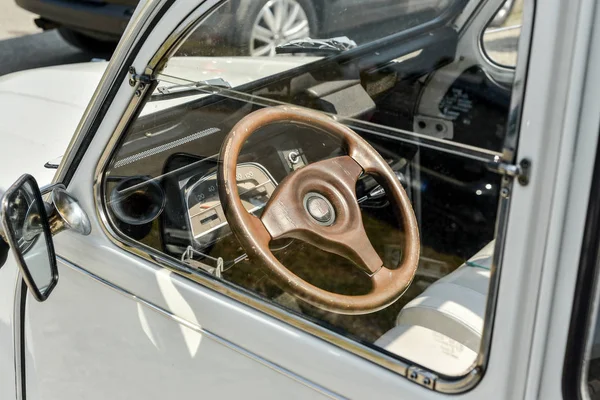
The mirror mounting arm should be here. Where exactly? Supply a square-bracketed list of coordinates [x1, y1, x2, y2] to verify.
[44, 186, 91, 237]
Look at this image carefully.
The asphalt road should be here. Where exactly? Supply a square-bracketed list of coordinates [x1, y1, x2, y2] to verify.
[0, 3, 109, 77]
[0, 30, 111, 76]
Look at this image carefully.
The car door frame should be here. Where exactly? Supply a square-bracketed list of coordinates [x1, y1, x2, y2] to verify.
[14, 0, 600, 398]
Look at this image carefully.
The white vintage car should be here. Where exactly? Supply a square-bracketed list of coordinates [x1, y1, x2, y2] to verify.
[0, 0, 598, 399]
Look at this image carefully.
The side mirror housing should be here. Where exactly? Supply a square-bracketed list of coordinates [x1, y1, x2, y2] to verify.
[0, 236, 8, 267]
[1, 175, 58, 301]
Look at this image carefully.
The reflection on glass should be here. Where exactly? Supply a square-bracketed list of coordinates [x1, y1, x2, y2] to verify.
[482, 0, 523, 67]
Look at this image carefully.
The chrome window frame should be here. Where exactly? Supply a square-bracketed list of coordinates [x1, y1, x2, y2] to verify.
[84, 0, 533, 393]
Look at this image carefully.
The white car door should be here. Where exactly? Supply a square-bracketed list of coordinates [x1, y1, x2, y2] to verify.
[13, 0, 589, 399]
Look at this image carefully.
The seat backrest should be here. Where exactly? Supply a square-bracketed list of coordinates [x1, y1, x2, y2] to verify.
[374, 241, 494, 376]
[396, 241, 494, 351]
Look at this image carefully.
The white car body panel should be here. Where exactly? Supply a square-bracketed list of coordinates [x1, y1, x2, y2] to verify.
[25, 259, 328, 400]
[0, 0, 598, 399]
[0, 62, 107, 190]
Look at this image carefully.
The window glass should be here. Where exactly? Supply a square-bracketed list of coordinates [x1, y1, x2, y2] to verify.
[103, 0, 526, 378]
[482, 0, 522, 67]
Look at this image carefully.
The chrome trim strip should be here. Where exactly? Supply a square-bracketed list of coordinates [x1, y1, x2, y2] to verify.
[56, 255, 343, 400]
[500, 0, 535, 162]
[13, 274, 24, 400]
[90, 0, 535, 394]
[466, 0, 536, 390]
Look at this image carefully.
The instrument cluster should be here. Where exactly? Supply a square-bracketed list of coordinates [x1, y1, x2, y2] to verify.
[185, 162, 277, 249]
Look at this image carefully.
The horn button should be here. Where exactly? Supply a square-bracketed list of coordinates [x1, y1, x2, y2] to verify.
[303, 193, 335, 226]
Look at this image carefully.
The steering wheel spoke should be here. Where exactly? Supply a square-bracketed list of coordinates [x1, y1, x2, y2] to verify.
[301, 222, 384, 275]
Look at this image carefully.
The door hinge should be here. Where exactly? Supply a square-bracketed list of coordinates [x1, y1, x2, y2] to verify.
[128, 66, 153, 88]
[407, 366, 437, 390]
[488, 157, 531, 186]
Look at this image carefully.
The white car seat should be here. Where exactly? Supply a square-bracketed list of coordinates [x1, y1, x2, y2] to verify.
[375, 241, 494, 376]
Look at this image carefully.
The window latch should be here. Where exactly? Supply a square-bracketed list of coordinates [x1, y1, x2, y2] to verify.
[128, 66, 153, 87]
[407, 366, 438, 390]
[488, 157, 531, 186]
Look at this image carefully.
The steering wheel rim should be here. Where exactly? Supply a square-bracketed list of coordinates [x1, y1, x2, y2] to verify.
[218, 106, 420, 315]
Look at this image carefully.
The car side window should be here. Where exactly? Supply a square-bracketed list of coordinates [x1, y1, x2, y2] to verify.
[100, 0, 528, 387]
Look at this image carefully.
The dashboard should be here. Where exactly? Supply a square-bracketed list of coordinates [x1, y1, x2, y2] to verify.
[106, 125, 354, 270]
[105, 116, 418, 279]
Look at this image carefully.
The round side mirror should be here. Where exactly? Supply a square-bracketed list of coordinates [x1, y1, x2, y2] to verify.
[48, 187, 91, 237]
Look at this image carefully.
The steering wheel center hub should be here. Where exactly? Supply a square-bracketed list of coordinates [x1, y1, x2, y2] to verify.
[303, 193, 335, 226]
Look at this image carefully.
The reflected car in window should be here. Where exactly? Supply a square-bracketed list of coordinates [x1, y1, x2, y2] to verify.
[16, 0, 450, 54]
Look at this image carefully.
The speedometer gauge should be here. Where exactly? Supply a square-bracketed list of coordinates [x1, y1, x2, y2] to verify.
[185, 162, 277, 248]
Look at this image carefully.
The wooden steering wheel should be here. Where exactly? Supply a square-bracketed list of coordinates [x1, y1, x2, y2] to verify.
[218, 106, 420, 315]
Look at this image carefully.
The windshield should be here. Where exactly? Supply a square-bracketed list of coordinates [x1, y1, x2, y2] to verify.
[167, 0, 465, 73]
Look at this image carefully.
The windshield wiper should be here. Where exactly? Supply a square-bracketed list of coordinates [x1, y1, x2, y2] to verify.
[275, 36, 357, 56]
[150, 78, 232, 101]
